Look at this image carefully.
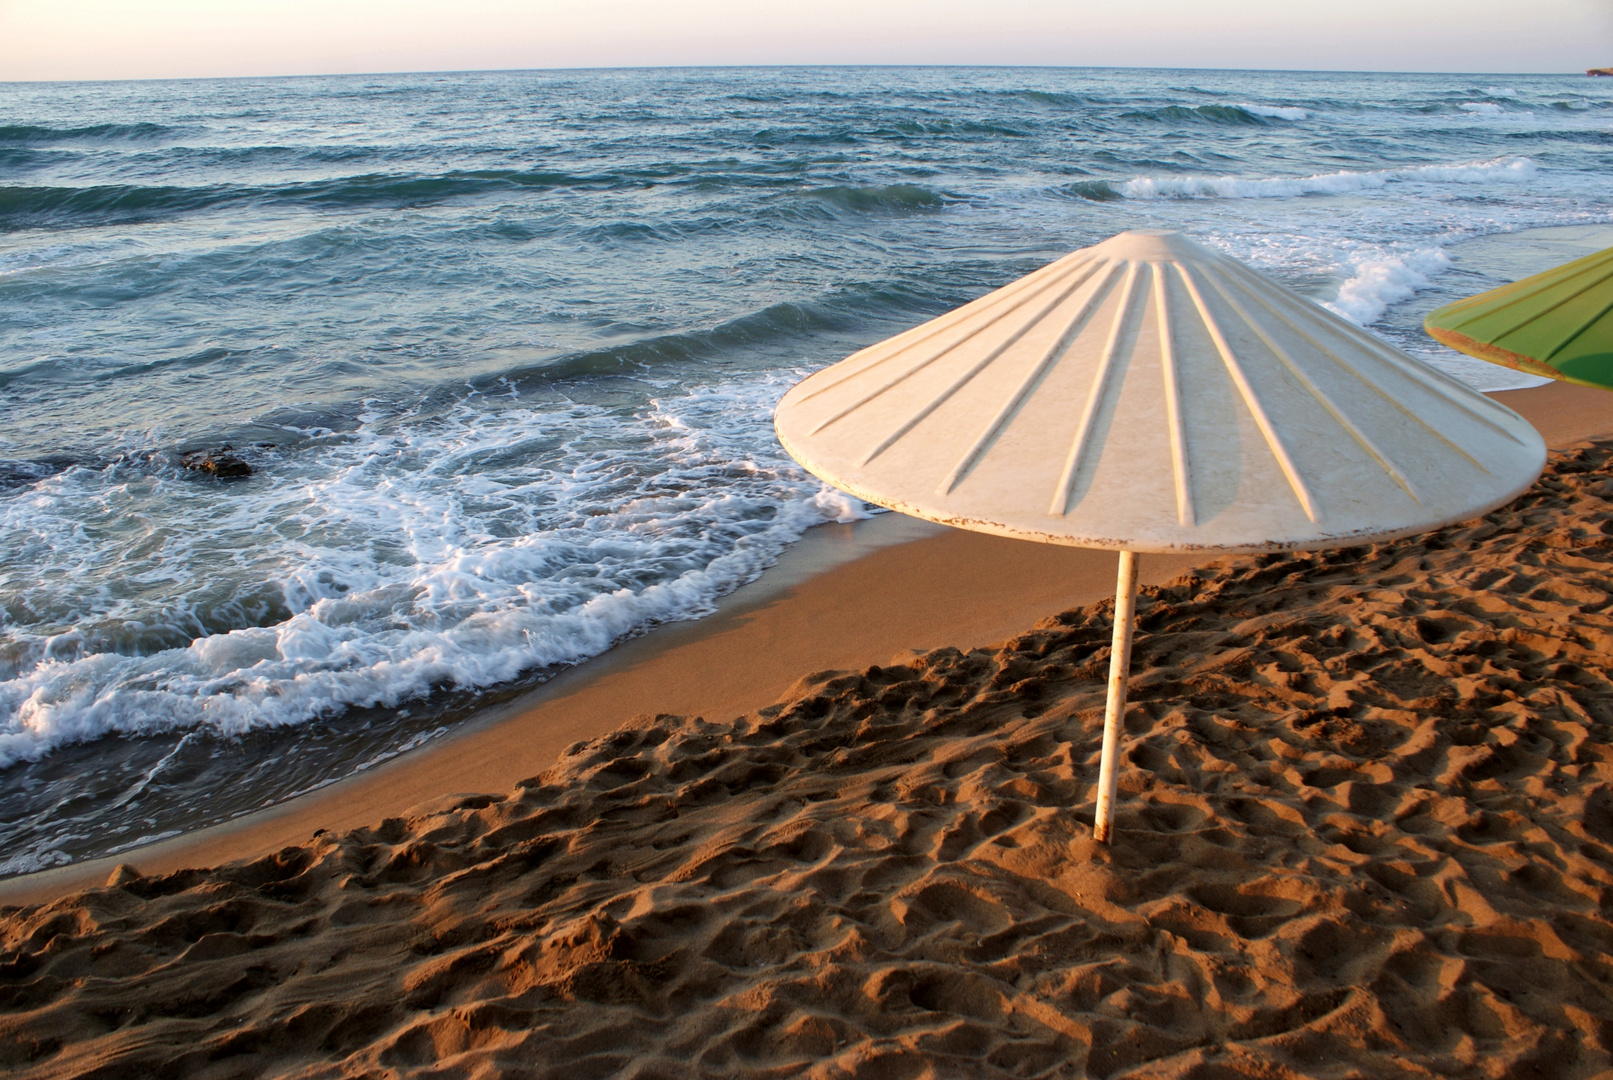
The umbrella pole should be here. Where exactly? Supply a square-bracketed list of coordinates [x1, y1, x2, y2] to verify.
[1094, 549, 1139, 844]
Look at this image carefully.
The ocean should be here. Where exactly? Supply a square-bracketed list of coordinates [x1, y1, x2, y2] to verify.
[2, 66, 1610, 875]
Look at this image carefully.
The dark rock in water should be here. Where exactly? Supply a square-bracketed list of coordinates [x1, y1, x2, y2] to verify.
[181, 447, 253, 478]
[206, 456, 252, 478]
[0, 455, 79, 490]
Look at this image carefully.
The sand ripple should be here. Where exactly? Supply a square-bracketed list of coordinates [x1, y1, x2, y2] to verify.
[6, 443, 1613, 1078]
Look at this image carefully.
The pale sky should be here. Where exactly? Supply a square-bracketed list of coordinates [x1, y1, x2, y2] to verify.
[1, 0, 1610, 82]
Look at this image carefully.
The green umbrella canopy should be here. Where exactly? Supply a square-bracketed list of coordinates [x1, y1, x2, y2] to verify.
[1424, 244, 1613, 391]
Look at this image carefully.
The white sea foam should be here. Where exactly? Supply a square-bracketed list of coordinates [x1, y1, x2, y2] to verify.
[1118, 155, 1537, 199]
[0, 372, 868, 768]
[1235, 104, 1308, 121]
[1321, 246, 1453, 326]
[1481, 87, 1519, 98]
[0, 845, 73, 877]
[1459, 102, 1507, 116]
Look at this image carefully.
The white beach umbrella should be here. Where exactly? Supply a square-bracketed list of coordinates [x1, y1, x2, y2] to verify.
[774, 229, 1545, 842]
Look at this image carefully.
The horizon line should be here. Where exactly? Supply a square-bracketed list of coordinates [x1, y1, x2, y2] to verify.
[1, 61, 1598, 88]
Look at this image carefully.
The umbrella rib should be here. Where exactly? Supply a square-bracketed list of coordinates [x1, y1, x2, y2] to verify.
[808, 260, 1103, 435]
[799, 254, 1094, 407]
[937, 259, 1126, 495]
[1156, 262, 1195, 526]
[1331, 314, 1532, 444]
[802, 254, 1086, 399]
[1220, 261, 1491, 475]
[1539, 288, 1613, 363]
[1436, 247, 1613, 325]
[1176, 262, 1321, 524]
[1460, 263, 1613, 345]
[1437, 258, 1605, 325]
[1048, 261, 1141, 516]
[855, 260, 1118, 466]
[1223, 261, 1528, 446]
[1207, 271, 1421, 503]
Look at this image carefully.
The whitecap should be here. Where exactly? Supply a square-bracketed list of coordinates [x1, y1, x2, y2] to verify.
[1117, 156, 1536, 199]
[1235, 103, 1308, 121]
[1322, 247, 1452, 326]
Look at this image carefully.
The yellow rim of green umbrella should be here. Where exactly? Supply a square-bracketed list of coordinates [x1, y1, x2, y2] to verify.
[1424, 244, 1613, 391]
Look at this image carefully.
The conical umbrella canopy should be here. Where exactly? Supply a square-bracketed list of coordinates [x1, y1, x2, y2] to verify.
[1425, 244, 1613, 391]
[776, 230, 1544, 554]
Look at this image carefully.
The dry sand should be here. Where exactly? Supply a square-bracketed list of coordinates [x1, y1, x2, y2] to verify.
[2, 379, 1613, 1077]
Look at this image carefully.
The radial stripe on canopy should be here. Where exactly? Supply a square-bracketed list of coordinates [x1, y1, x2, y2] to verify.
[776, 230, 1544, 554]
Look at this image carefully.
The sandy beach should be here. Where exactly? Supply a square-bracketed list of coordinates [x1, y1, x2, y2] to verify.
[0, 375, 1610, 1076]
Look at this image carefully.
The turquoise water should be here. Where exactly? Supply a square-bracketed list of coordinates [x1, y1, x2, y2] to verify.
[2, 67, 1610, 872]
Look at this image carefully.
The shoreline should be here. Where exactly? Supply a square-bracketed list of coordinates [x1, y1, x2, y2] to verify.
[5, 218, 1613, 907]
[0, 510, 1206, 907]
[6, 418, 1613, 1076]
[1, 377, 1609, 908]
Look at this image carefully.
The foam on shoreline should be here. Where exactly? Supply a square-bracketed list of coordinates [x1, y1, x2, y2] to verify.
[5, 430, 1613, 1077]
[4, 224, 1612, 883]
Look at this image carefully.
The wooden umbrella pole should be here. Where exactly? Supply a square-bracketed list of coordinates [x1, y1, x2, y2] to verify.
[1094, 549, 1139, 844]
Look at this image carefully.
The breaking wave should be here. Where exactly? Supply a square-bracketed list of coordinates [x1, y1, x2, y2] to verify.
[1117, 156, 1537, 199]
[1234, 104, 1308, 121]
[1323, 247, 1453, 326]
[0, 373, 868, 768]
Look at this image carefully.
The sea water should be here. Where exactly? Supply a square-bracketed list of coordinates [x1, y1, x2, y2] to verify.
[2, 67, 1610, 873]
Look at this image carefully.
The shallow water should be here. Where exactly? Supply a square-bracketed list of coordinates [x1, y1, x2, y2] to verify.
[2, 66, 1611, 873]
